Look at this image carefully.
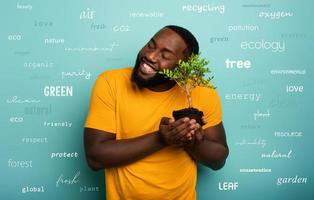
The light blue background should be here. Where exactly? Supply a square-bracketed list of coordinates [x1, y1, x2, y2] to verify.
[1, 0, 313, 199]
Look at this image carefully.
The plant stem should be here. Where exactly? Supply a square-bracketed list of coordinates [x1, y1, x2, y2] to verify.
[185, 85, 192, 108]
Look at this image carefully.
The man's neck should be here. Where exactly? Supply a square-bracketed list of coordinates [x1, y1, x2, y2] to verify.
[146, 81, 176, 92]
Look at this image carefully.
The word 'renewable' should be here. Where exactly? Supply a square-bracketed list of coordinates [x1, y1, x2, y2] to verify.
[129, 11, 163, 18]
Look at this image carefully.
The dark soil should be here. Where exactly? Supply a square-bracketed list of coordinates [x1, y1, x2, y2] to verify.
[173, 107, 205, 126]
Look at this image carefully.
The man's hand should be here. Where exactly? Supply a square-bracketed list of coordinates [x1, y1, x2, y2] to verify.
[185, 127, 206, 148]
[183, 121, 229, 170]
[158, 117, 200, 147]
[181, 117, 206, 148]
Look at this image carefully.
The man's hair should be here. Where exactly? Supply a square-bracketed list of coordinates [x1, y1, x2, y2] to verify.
[163, 25, 199, 57]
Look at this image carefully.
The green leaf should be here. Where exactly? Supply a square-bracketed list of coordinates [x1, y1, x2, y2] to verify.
[160, 52, 216, 99]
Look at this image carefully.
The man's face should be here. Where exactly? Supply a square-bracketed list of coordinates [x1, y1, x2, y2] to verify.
[132, 28, 188, 88]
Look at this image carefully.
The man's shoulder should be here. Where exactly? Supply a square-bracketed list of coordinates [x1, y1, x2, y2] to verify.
[98, 67, 133, 80]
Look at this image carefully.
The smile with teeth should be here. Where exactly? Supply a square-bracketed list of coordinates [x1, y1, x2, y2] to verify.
[140, 61, 157, 75]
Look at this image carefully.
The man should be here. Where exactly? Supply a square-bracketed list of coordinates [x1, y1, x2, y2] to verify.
[84, 25, 229, 200]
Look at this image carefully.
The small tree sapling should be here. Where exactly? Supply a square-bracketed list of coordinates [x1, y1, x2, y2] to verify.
[159, 53, 215, 126]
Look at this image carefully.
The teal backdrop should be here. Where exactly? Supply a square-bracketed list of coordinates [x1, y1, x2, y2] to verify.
[1, 0, 313, 199]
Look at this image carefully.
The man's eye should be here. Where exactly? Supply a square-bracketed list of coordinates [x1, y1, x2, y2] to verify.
[162, 54, 172, 60]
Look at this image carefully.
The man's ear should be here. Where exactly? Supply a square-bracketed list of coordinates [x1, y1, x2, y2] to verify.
[182, 48, 190, 61]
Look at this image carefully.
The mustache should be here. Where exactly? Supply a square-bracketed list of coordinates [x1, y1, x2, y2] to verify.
[141, 57, 158, 71]
[131, 52, 174, 88]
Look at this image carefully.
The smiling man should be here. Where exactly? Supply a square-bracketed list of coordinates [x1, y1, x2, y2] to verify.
[84, 25, 229, 200]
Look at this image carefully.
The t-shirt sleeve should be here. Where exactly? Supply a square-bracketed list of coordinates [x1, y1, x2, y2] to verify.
[200, 88, 223, 129]
[84, 73, 116, 133]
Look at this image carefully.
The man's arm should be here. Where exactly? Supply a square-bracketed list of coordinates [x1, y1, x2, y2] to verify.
[84, 128, 165, 170]
[84, 117, 198, 170]
[184, 122, 229, 170]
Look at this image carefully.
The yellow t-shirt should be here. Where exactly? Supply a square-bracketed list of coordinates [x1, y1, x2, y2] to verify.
[84, 67, 222, 200]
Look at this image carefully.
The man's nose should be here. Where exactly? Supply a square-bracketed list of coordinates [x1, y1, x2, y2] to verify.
[146, 50, 159, 63]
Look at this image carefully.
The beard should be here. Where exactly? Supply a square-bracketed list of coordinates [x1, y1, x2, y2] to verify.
[131, 53, 174, 89]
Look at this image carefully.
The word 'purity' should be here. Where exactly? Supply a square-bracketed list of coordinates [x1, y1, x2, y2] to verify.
[241, 40, 285, 52]
[62, 69, 91, 80]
